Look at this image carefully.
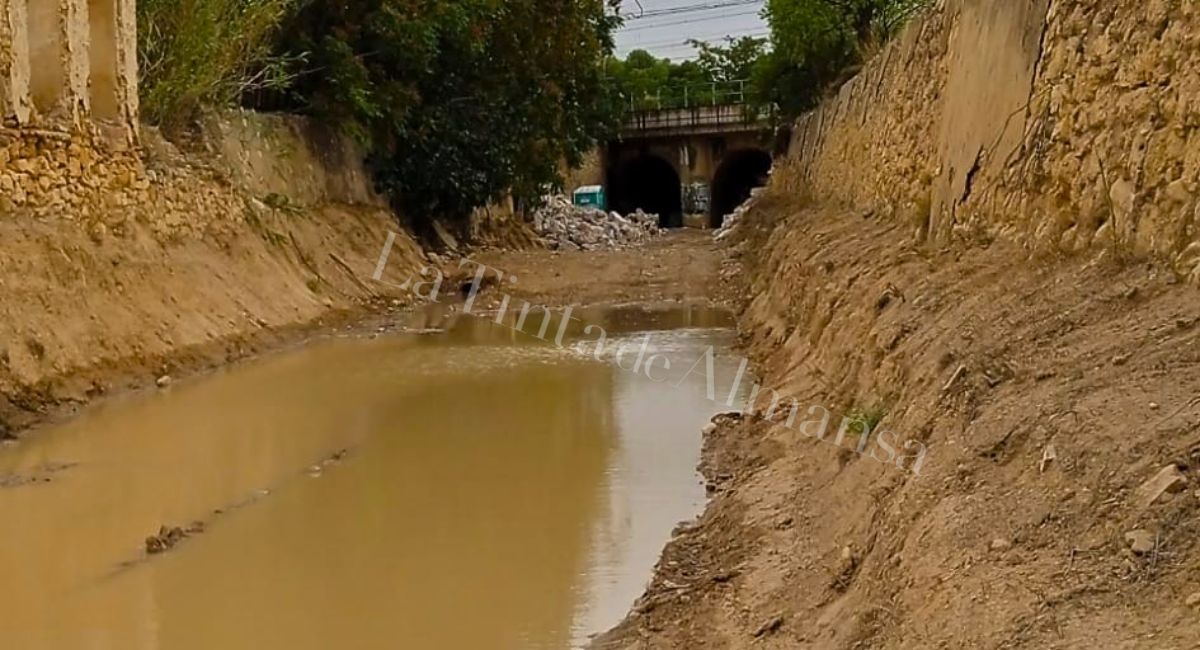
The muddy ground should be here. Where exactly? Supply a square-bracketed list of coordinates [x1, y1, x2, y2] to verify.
[8, 193, 1200, 648]
[475, 229, 729, 307]
[0, 226, 721, 444]
[0, 202, 428, 442]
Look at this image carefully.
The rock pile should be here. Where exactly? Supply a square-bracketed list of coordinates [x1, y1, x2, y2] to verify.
[145, 521, 205, 555]
[532, 195, 660, 251]
[715, 188, 766, 241]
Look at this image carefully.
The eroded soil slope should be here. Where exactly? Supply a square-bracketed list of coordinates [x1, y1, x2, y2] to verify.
[477, 230, 726, 307]
[596, 191, 1200, 649]
[0, 130, 428, 438]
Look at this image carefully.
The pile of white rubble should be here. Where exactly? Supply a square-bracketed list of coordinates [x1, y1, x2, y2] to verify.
[532, 195, 661, 251]
[714, 187, 765, 241]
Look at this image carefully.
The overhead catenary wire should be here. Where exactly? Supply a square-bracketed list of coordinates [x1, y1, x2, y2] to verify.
[619, 0, 763, 20]
[651, 43, 744, 57]
[614, 0, 769, 59]
[618, 9, 764, 33]
[649, 46, 757, 60]
[622, 28, 769, 51]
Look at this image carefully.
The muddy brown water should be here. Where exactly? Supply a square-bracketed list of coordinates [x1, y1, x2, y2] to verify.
[0, 303, 748, 649]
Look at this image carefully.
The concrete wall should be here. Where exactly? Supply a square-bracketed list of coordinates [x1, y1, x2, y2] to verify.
[0, 0, 30, 123]
[0, 0, 137, 136]
[197, 110, 384, 207]
[785, 0, 1200, 280]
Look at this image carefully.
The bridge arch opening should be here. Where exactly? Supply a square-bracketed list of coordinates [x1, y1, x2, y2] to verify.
[711, 149, 772, 228]
[607, 153, 683, 228]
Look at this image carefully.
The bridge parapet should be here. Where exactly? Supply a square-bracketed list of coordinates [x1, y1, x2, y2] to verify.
[618, 79, 774, 138]
[622, 104, 773, 138]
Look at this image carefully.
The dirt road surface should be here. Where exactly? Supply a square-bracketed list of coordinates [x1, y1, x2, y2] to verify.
[476, 230, 729, 308]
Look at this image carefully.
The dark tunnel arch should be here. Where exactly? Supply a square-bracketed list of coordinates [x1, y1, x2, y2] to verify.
[710, 149, 773, 228]
[607, 153, 683, 228]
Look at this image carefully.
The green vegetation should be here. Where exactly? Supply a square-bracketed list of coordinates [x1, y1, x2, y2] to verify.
[137, 0, 301, 126]
[134, 0, 929, 224]
[606, 36, 768, 110]
[273, 0, 621, 223]
[758, 0, 930, 115]
[137, 0, 621, 225]
[844, 404, 887, 441]
[606, 0, 929, 118]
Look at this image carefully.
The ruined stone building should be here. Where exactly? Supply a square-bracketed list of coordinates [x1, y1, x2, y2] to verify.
[0, 0, 137, 138]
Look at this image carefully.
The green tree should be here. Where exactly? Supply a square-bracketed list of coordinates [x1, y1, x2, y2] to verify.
[692, 36, 768, 83]
[759, 0, 929, 117]
[277, 0, 622, 223]
[606, 39, 768, 111]
[768, 0, 926, 58]
[606, 49, 672, 109]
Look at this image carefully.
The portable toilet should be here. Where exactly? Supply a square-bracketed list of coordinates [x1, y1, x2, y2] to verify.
[572, 185, 606, 210]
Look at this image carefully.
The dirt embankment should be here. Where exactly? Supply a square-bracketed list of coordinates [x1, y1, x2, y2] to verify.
[595, 189, 1200, 649]
[0, 110, 724, 442]
[0, 119, 429, 439]
[476, 229, 728, 307]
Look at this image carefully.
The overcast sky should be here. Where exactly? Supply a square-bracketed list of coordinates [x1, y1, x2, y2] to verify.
[614, 0, 769, 61]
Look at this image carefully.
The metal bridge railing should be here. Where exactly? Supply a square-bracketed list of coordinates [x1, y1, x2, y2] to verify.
[621, 103, 775, 134]
[623, 79, 750, 112]
[619, 79, 776, 134]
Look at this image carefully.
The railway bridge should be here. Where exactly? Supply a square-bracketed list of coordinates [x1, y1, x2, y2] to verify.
[604, 81, 778, 228]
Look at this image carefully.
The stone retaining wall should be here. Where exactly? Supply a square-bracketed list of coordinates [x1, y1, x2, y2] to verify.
[786, 0, 1200, 280]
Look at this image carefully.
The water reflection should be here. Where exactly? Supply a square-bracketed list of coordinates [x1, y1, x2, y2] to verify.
[0, 303, 745, 649]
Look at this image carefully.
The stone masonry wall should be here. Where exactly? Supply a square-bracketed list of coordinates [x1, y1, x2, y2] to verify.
[0, 0, 28, 122]
[0, 108, 392, 240]
[786, 0, 1200, 281]
[0, 100, 426, 420]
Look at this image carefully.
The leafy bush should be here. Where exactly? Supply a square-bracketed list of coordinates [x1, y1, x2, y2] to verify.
[275, 0, 622, 223]
[607, 1, 930, 120]
[759, 0, 932, 116]
[607, 37, 767, 111]
[138, 0, 301, 127]
[844, 404, 888, 443]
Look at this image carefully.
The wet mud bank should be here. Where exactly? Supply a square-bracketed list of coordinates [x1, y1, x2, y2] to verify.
[0, 206, 428, 443]
[0, 111, 430, 444]
[0, 274, 746, 649]
[0, 211, 733, 447]
[2, 298, 389, 441]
